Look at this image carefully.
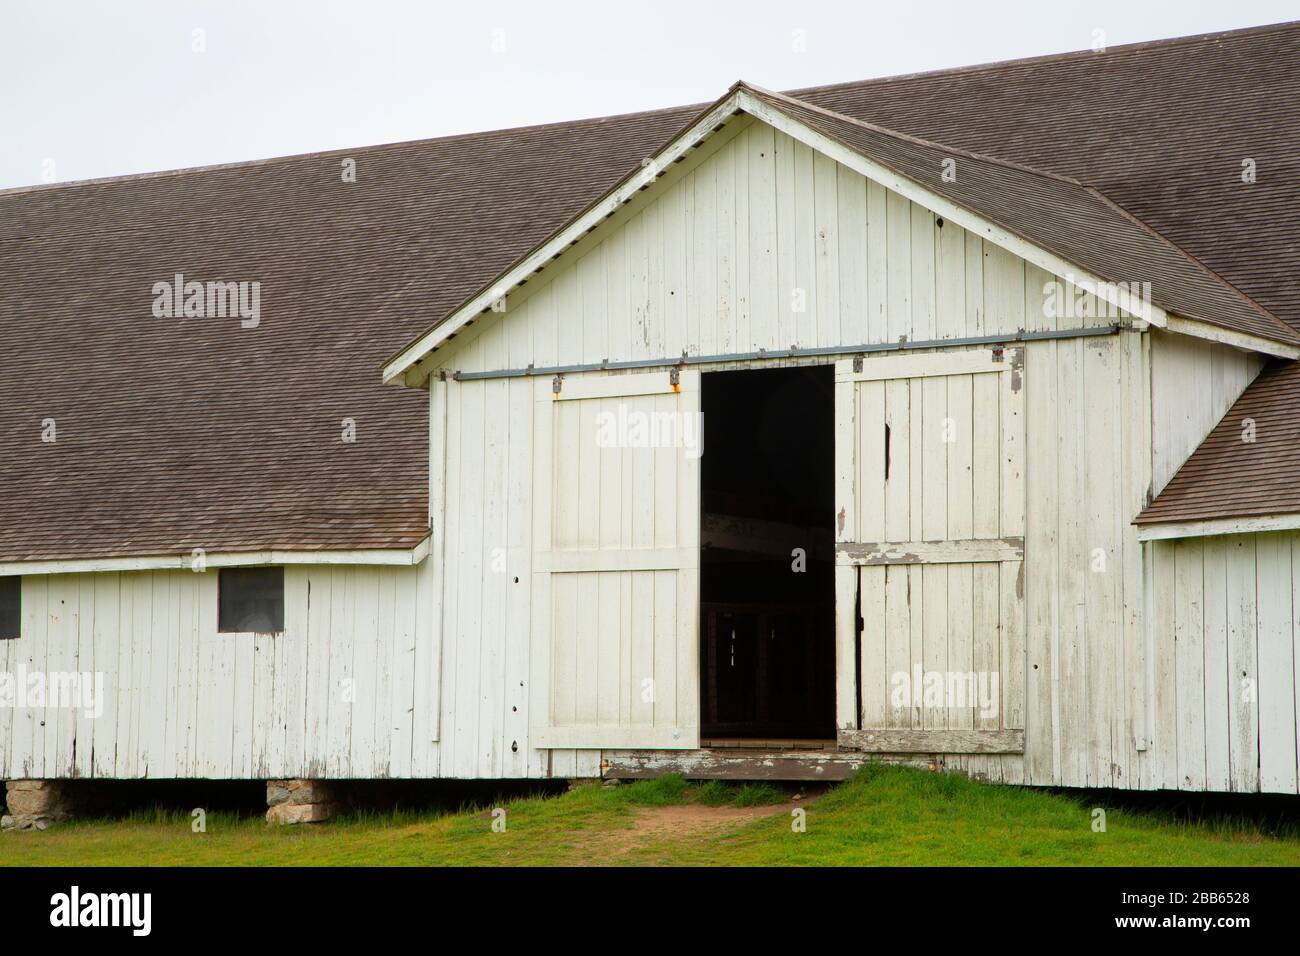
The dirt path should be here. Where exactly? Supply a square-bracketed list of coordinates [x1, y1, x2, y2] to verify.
[575, 801, 798, 862]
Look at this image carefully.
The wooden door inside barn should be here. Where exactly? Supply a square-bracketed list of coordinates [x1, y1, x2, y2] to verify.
[834, 348, 1026, 754]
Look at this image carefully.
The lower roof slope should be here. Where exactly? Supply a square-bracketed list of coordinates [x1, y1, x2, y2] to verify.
[2, 21, 1298, 562]
[0, 109, 693, 562]
[1137, 360, 1300, 526]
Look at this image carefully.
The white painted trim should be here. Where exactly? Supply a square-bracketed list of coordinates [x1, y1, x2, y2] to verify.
[382, 91, 747, 384]
[1164, 315, 1300, 360]
[0, 537, 432, 577]
[737, 90, 1169, 330]
[1135, 515, 1300, 541]
[553, 369, 687, 401]
[833, 348, 1011, 383]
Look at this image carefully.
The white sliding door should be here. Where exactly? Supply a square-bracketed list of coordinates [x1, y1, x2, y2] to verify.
[834, 348, 1026, 753]
[530, 369, 701, 749]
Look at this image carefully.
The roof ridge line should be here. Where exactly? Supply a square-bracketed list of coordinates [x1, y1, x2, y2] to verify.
[741, 84, 1090, 189]
[788, 20, 1300, 95]
[1083, 185, 1300, 342]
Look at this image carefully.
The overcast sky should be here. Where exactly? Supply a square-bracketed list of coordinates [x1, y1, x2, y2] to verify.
[2, 0, 1296, 189]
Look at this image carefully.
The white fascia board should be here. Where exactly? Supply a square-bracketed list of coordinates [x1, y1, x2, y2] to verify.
[382, 91, 745, 384]
[1163, 314, 1300, 360]
[1136, 514, 1300, 542]
[0, 536, 432, 577]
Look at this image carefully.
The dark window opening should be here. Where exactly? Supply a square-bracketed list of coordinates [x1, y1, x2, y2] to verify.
[0, 576, 19, 639]
[700, 365, 836, 743]
[218, 567, 284, 633]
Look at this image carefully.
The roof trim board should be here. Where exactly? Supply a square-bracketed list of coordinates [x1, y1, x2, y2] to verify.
[1163, 315, 1300, 360]
[1135, 514, 1300, 542]
[0, 537, 431, 578]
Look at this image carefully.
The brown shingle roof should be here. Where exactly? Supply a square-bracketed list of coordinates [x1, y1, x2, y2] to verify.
[0, 109, 697, 562]
[1136, 360, 1300, 524]
[3, 21, 1298, 561]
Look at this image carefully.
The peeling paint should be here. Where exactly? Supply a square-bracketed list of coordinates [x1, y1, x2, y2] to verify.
[864, 551, 919, 565]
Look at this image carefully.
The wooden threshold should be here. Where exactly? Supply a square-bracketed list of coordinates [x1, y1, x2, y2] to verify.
[601, 748, 925, 781]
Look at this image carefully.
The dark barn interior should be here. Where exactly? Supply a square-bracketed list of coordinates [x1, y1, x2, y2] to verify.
[699, 364, 837, 743]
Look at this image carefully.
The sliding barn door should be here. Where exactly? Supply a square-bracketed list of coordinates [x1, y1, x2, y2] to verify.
[530, 369, 701, 749]
[834, 348, 1025, 753]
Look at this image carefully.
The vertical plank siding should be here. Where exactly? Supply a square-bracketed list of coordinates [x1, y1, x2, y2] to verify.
[1143, 534, 1300, 794]
[0, 563, 440, 780]
[1150, 330, 1265, 495]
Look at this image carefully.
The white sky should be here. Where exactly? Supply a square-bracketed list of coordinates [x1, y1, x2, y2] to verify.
[2, 0, 1296, 189]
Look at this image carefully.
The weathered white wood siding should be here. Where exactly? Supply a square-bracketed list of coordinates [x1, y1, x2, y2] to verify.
[0, 563, 440, 780]
[836, 349, 1025, 742]
[1008, 331, 1149, 789]
[1150, 330, 1265, 494]
[1143, 533, 1300, 794]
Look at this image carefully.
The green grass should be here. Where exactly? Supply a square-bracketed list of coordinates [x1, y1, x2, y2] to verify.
[3, 765, 1298, 866]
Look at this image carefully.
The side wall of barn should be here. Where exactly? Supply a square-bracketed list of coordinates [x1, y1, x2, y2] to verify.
[0, 562, 442, 780]
[1142, 532, 1300, 793]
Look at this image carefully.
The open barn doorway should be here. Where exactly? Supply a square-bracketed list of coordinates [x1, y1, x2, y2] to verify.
[699, 364, 837, 745]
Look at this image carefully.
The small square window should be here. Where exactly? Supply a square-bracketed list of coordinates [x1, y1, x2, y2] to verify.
[0, 576, 19, 639]
[218, 567, 284, 633]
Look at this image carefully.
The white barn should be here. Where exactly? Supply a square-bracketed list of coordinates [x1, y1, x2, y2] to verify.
[4, 25, 1300, 824]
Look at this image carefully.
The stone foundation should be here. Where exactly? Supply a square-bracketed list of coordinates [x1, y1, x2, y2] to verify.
[3, 780, 74, 831]
[266, 779, 339, 825]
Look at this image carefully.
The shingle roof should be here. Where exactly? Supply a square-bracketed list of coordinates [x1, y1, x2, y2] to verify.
[0, 109, 696, 562]
[1136, 360, 1300, 525]
[3, 21, 1298, 561]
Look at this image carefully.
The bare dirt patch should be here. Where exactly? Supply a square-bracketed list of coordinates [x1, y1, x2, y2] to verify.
[579, 801, 798, 861]
[633, 802, 792, 836]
